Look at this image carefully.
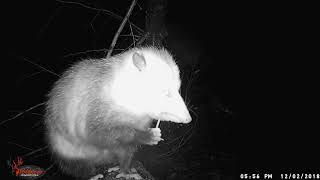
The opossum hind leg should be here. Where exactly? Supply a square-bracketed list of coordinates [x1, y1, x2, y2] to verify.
[112, 146, 142, 179]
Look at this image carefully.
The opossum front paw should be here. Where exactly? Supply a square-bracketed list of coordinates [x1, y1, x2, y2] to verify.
[147, 128, 163, 145]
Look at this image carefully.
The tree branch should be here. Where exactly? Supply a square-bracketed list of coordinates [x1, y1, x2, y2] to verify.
[1, 102, 46, 125]
[106, 0, 137, 58]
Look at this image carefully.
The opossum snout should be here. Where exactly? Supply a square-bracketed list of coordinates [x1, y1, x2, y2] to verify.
[157, 92, 192, 124]
[183, 113, 192, 124]
[158, 111, 191, 124]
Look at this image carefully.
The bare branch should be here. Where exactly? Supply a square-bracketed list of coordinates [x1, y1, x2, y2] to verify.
[8, 142, 34, 151]
[19, 70, 44, 82]
[106, 0, 137, 58]
[62, 48, 126, 58]
[119, 34, 141, 38]
[137, 32, 150, 46]
[90, 11, 100, 33]
[129, 22, 135, 47]
[1, 102, 46, 125]
[22, 146, 48, 158]
[37, 6, 62, 40]
[45, 164, 54, 172]
[55, 0, 143, 33]
[22, 58, 60, 77]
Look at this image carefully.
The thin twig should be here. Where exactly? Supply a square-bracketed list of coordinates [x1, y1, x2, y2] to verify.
[137, 32, 149, 46]
[90, 10, 100, 33]
[45, 164, 54, 172]
[22, 58, 60, 77]
[119, 34, 141, 38]
[1, 102, 46, 125]
[8, 142, 34, 151]
[129, 22, 135, 47]
[106, 0, 137, 58]
[37, 6, 62, 40]
[62, 48, 126, 58]
[19, 70, 44, 82]
[22, 146, 48, 158]
[55, 0, 143, 33]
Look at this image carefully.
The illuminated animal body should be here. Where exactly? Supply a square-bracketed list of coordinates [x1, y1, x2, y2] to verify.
[45, 47, 191, 179]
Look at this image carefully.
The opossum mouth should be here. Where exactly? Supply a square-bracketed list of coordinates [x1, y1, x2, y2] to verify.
[156, 112, 183, 123]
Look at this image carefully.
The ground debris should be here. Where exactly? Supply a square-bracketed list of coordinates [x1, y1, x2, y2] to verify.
[92, 161, 155, 180]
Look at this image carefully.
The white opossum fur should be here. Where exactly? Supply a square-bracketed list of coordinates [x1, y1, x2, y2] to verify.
[45, 47, 192, 178]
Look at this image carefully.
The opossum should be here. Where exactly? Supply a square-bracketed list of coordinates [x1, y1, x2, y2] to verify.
[45, 47, 192, 179]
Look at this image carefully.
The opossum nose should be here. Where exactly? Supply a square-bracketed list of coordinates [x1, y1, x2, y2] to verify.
[182, 112, 192, 123]
[186, 114, 192, 123]
[173, 110, 192, 124]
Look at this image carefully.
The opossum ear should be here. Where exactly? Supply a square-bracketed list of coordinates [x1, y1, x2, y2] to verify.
[132, 52, 146, 71]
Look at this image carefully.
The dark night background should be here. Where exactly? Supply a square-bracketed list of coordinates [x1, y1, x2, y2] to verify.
[2, 1, 318, 180]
